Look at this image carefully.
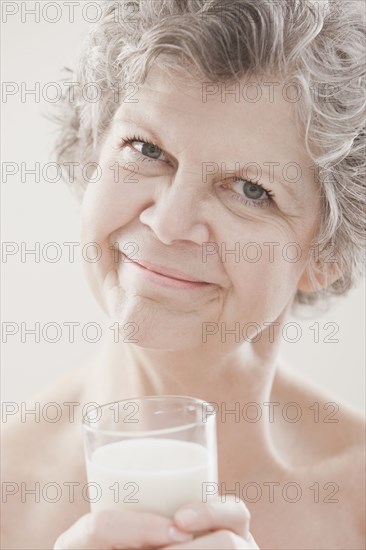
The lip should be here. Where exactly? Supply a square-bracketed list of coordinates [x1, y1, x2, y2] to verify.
[121, 253, 211, 289]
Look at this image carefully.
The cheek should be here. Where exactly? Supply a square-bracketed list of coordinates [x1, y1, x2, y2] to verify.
[81, 171, 131, 237]
[80, 153, 158, 253]
[78, 169, 130, 297]
[222, 236, 306, 319]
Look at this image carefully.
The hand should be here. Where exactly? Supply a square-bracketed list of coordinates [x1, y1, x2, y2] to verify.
[162, 497, 260, 549]
[53, 508, 194, 550]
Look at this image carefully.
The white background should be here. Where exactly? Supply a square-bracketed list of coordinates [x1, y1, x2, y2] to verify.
[1, 2, 365, 413]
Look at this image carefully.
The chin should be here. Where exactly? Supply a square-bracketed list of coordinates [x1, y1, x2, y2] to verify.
[104, 291, 204, 351]
[119, 319, 204, 351]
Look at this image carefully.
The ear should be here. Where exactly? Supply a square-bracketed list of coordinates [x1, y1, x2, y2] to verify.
[296, 258, 342, 293]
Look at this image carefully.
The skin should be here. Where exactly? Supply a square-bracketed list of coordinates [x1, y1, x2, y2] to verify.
[2, 68, 365, 550]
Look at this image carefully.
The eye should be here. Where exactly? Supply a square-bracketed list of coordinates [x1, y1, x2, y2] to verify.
[133, 141, 162, 159]
[238, 180, 267, 200]
[222, 178, 275, 209]
[120, 135, 168, 163]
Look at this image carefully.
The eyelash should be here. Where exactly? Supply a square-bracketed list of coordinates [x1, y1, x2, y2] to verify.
[120, 134, 164, 164]
[119, 134, 275, 208]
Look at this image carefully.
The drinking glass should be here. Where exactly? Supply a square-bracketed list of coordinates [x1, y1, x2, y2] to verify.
[82, 395, 218, 518]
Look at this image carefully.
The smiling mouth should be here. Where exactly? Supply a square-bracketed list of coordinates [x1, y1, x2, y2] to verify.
[120, 253, 211, 289]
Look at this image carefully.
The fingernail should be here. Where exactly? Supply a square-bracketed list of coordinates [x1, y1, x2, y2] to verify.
[175, 509, 199, 527]
[244, 531, 252, 542]
[168, 526, 194, 542]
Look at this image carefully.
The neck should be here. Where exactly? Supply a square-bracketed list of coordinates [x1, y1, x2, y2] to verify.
[85, 310, 292, 474]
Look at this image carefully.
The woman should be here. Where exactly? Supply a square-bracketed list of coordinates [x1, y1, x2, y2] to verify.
[2, 0, 365, 548]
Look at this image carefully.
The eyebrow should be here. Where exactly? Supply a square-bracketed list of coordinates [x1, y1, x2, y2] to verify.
[115, 113, 304, 201]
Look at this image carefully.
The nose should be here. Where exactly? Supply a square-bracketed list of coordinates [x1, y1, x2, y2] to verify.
[139, 172, 210, 246]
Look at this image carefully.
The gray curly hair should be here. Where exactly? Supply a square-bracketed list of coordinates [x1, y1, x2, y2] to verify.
[51, 0, 365, 311]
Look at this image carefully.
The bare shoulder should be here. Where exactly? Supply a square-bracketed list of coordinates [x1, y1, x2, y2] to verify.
[274, 360, 365, 501]
[2, 345, 103, 432]
[1, 349, 99, 477]
[271, 357, 365, 475]
[273, 358, 365, 450]
[270, 361, 365, 545]
[2, 358, 89, 448]
[1, 357, 93, 549]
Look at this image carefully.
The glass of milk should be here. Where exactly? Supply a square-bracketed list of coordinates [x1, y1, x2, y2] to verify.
[82, 395, 218, 517]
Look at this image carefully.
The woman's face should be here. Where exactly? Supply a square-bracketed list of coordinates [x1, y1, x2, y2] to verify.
[80, 67, 321, 350]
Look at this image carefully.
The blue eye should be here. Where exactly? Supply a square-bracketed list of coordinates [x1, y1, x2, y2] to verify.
[223, 178, 274, 209]
[134, 141, 162, 159]
[241, 180, 267, 200]
[120, 135, 166, 163]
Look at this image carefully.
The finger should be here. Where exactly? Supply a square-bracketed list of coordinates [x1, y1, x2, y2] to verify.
[174, 497, 251, 540]
[163, 529, 260, 549]
[53, 509, 193, 550]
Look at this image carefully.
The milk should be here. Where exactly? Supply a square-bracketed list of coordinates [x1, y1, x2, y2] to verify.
[86, 438, 217, 517]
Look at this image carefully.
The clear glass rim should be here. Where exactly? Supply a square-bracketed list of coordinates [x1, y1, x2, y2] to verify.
[82, 394, 217, 437]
